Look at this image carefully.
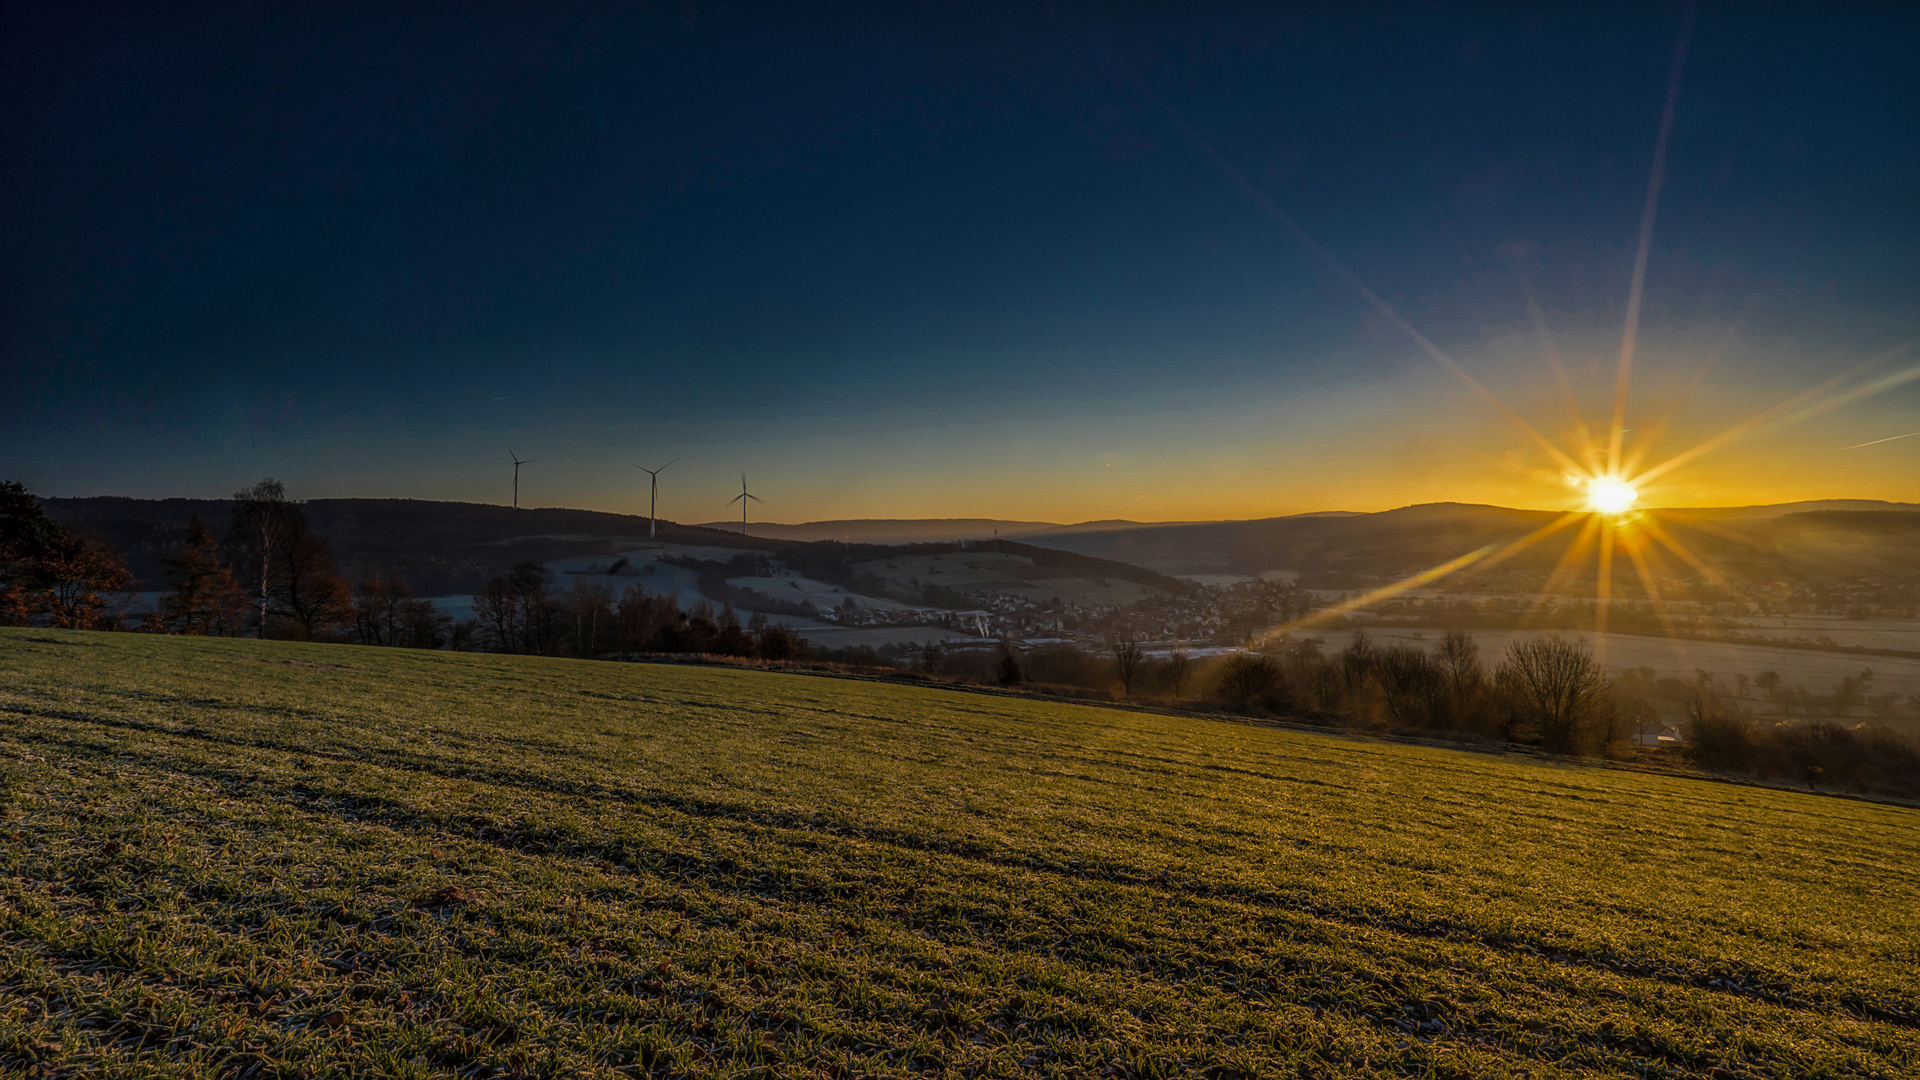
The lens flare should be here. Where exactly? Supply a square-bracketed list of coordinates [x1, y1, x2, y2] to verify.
[1587, 478, 1638, 514]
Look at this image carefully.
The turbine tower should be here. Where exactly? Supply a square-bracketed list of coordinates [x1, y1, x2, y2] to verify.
[728, 473, 763, 536]
[631, 458, 677, 539]
[508, 447, 536, 510]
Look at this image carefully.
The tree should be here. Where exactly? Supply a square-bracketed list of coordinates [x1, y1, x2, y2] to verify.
[1496, 637, 1613, 754]
[614, 585, 682, 652]
[275, 513, 352, 641]
[350, 575, 448, 648]
[1111, 639, 1145, 697]
[568, 579, 617, 656]
[228, 479, 291, 636]
[1427, 628, 1490, 730]
[1339, 627, 1377, 689]
[158, 517, 247, 636]
[0, 481, 57, 624]
[1160, 649, 1194, 698]
[755, 622, 796, 661]
[1216, 652, 1281, 706]
[996, 642, 1023, 686]
[1435, 629, 1483, 701]
[396, 597, 451, 649]
[1832, 669, 1875, 719]
[1372, 645, 1446, 728]
[30, 525, 132, 629]
[475, 562, 561, 654]
[224, 481, 352, 640]
[0, 481, 132, 629]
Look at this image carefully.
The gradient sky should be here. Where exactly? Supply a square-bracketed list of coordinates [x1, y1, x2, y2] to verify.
[5, 2, 1918, 523]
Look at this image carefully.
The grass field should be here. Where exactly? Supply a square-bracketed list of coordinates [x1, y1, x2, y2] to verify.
[2, 629, 1917, 1079]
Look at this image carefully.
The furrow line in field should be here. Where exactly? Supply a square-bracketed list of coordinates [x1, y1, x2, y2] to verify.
[6, 701, 1914, 1036]
[6, 746, 1870, 1078]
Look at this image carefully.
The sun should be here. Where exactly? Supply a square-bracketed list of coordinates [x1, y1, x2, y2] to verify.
[1587, 477, 1638, 515]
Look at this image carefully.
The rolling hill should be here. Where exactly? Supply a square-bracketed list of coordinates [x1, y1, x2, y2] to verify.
[37, 496, 1189, 608]
[2, 629, 1915, 1077]
[1017, 501, 1920, 583]
[690, 518, 1060, 544]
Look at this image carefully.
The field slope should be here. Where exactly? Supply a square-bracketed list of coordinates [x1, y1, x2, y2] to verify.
[2, 630, 1917, 1079]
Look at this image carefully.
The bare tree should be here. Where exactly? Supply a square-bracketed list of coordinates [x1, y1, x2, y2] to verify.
[350, 575, 414, 646]
[1497, 637, 1613, 753]
[1111, 639, 1146, 697]
[1435, 630, 1483, 699]
[1161, 649, 1194, 698]
[1372, 645, 1446, 728]
[1216, 651, 1281, 706]
[276, 514, 352, 641]
[1339, 627, 1378, 689]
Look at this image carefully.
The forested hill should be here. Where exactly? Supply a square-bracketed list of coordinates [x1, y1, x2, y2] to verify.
[40, 497, 779, 595]
[38, 497, 1194, 599]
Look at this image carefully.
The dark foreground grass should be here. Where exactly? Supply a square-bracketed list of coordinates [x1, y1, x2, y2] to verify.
[1, 629, 1916, 1079]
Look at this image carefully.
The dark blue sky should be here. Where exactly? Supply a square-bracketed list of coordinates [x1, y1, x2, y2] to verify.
[5, 2, 1917, 518]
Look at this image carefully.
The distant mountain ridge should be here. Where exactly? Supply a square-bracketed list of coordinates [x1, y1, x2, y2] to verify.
[1013, 500, 1920, 581]
[691, 518, 1059, 544]
[40, 495, 1920, 594]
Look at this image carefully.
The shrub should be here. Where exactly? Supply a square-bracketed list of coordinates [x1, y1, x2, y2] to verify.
[1216, 652, 1281, 707]
[1371, 645, 1447, 728]
[1023, 644, 1103, 689]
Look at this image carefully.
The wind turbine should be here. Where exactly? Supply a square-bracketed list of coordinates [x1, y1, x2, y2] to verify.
[631, 458, 677, 539]
[728, 473, 763, 536]
[508, 447, 535, 510]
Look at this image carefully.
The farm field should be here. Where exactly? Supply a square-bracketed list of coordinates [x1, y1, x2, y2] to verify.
[1, 630, 1917, 1078]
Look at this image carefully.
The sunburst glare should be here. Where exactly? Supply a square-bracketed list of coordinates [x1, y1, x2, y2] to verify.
[1586, 477, 1638, 515]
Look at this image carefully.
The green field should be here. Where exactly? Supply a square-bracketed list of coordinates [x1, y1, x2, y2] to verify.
[2, 629, 1916, 1079]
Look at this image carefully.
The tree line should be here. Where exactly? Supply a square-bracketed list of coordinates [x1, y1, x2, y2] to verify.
[0, 479, 809, 660]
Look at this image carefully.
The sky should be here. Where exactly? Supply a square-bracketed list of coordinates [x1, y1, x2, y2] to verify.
[4, 2, 1918, 523]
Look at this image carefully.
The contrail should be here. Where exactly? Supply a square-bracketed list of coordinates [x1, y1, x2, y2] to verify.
[1609, 2, 1697, 476]
[1840, 430, 1920, 450]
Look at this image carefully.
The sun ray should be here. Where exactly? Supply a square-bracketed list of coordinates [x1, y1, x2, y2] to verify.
[1152, 92, 1591, 479]
[1632, 346, 1916, 487]
[1516, 515, 1603, 631]
[1620, 321, 1741, 477]
[1645, 509, 1766, 554]
[1621, 530, 1699, 673]
[1512, 261, 1599, 472]
[1271, 545, 1498, 635]
[1634, 512, 1733, 591]
[1609, 3, 1696, 477]
[1271, 512, 1587, 638]
[1594, 522, 1618, 663]
[1774, 361, 1920, 429]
